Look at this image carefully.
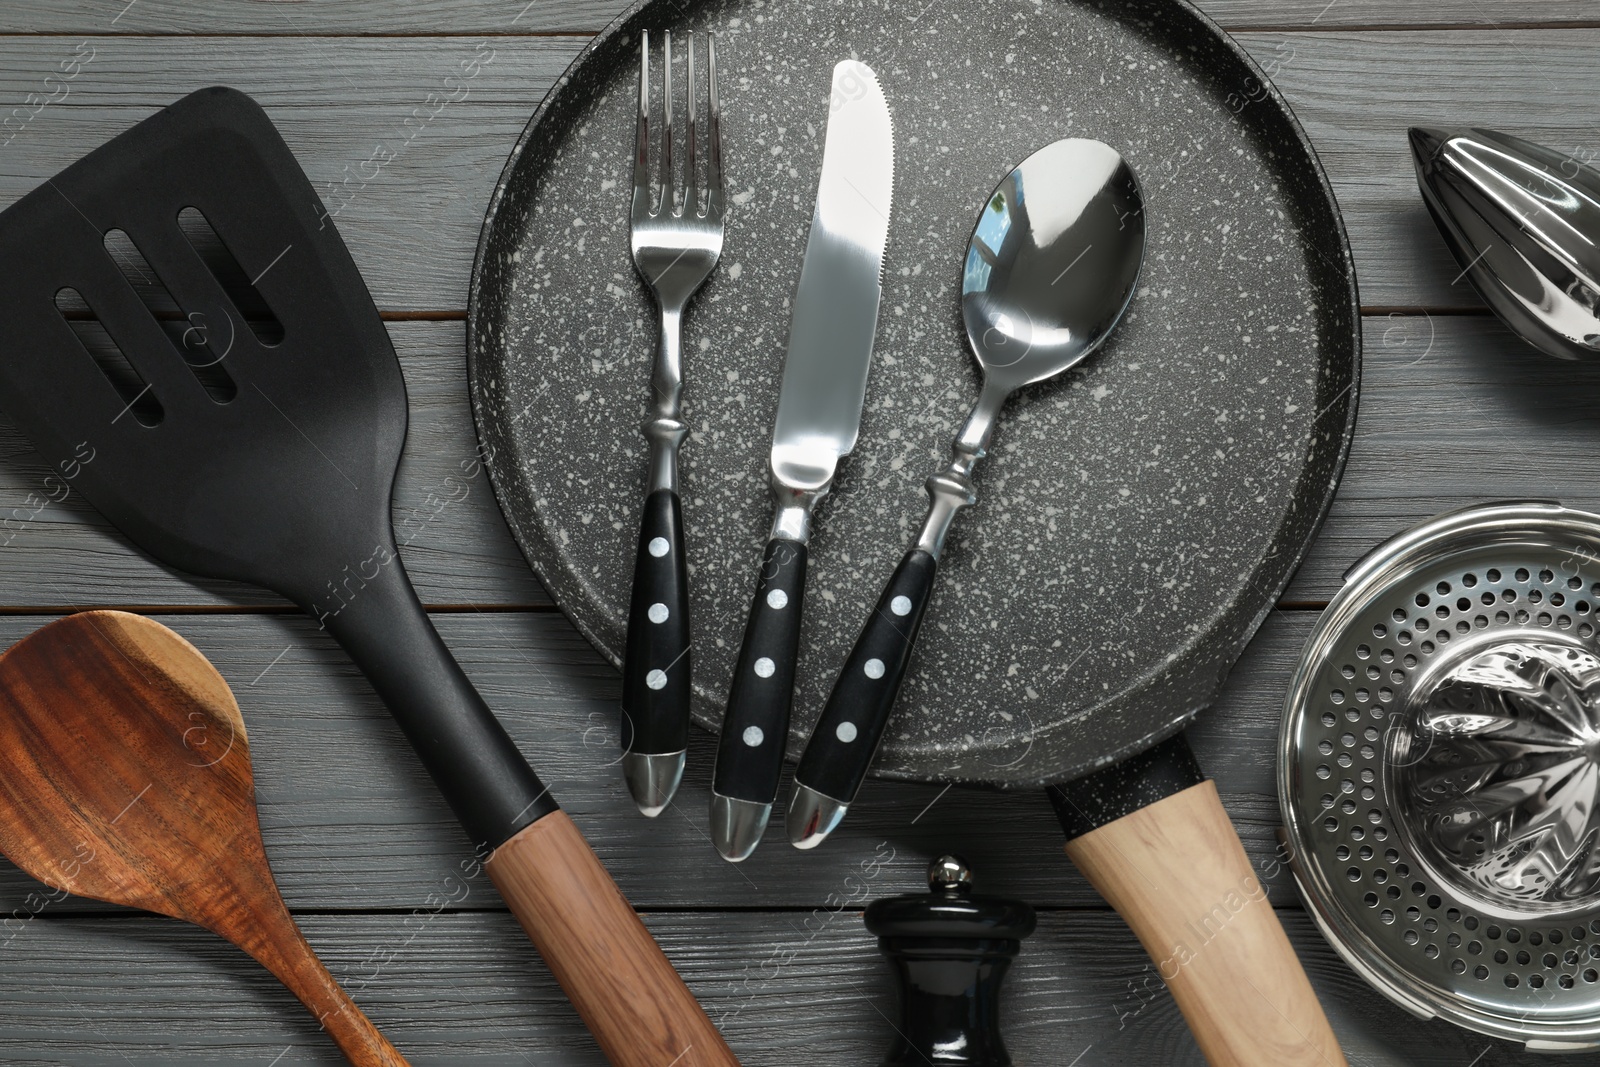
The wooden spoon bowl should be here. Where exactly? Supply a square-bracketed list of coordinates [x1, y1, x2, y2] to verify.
[0, 610, 407, 1065]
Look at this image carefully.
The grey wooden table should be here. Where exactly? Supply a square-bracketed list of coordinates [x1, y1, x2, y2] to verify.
[0, 1, 1594, 1064]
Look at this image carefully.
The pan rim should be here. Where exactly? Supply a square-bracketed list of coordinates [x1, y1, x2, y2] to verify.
[465, 0, 1363, 789]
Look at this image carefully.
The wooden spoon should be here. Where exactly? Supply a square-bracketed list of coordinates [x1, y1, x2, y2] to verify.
[0, 610, 408, 1065]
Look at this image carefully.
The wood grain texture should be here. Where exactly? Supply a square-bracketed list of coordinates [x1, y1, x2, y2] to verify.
[0, 607, 1100, 908]
[0, 8, 1591, 1066]
[0, 909, 1561, 1066]
[1255, 29, 1600, 310]
[486, 813, 738, 1067]
[0, 0, 1591, 34]
[0, 607, 1291, 915]
[1284, 312, 1600, 599]
[1202, 1, 1600, 28]
[0, 0, 639, 36]
[0, 611, 407, 1066]
[0, 32, 1585, 312]
[1065, 781, 1346, 1067]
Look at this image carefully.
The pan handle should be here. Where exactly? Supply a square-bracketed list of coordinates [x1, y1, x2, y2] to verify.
[1053, 745, 1347, 1067]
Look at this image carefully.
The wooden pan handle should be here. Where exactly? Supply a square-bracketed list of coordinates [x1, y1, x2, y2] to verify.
[1063, 780, 1346, 1067]
[485, 811, 739, 1067]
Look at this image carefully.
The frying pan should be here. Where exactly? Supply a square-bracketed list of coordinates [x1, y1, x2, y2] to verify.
[468, 0, 1360, 1060]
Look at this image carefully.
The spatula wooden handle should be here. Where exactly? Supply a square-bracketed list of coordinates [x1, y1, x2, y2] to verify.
[1063, 781, 1346, 1067]
[238, 905, 409, 1066]
[486, 811, 739, 1067]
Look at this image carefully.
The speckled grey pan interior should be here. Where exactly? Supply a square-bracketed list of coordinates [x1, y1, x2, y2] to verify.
[466, 0, 1360, 788]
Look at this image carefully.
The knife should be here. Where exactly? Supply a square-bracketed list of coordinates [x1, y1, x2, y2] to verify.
[709, 59, 894, 862]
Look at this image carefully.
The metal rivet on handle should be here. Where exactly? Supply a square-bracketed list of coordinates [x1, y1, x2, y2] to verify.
[646, 669, 668, 690]
[864, 658, 885, 679]
[648, 537, 669, 557]
[648, 602, 670, 623]
[754, 657, 775, 678]
[767, 588, 789, 609]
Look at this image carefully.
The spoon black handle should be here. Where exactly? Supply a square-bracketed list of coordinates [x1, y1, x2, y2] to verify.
[621, 489, 692, 763]
[792, 549, 937, 815]
[715, 538, 808, 804]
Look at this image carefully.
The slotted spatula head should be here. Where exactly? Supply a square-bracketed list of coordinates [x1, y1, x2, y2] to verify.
[0, 87, 405, 604]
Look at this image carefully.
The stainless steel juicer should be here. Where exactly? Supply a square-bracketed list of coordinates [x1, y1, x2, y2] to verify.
[1282, 502, 1600, 1050]
[1412, 126, 1600, 361]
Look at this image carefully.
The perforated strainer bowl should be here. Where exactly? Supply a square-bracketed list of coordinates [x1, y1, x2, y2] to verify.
[1281, 501, 1600, 1051]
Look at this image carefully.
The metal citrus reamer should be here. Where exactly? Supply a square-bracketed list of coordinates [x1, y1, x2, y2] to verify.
[1411, 126, 1600, 360]
[1282, 501, 1600, 1050]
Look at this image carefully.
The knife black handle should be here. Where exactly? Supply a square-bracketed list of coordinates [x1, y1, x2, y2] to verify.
[794, 548, 937, 805]
[621, 488, 692, 759]
[714, 537, 809, 803]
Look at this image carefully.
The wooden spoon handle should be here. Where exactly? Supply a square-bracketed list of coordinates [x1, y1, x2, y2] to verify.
[485, 811, 739, 1067]
[237, 909, 409, 1066]
[1064, 781, 1346, 1067]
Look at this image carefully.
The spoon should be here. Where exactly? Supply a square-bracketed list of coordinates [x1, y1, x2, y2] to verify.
[0, 611, 408, 1065]
[787, 138, 1146, 847]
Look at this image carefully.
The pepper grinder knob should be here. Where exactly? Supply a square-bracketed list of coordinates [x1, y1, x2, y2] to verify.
[929, 854, 975, 890]
[864, 855, 1037, 1066]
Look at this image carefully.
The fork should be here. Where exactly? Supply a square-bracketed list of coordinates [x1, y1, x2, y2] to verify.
[621, 29, 725, 816]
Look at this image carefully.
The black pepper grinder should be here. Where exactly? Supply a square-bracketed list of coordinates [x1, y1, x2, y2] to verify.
[864, 855, 1037, 1066]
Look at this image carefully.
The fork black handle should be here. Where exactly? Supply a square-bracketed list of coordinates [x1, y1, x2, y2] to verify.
[622, 488, 692, 762]
[793, 549, 937, 808]
[714, 537, 808, 804]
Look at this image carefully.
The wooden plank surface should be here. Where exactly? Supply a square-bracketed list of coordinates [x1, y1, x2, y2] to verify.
[0, 607, 1296, 914]
[1261, 29, 1600, 310]
[0, 3, 1594, 1065]
[0, 910, 1548, 1066]
[0, 32, 1589, 313]
[1286, 313, 1600, 598]
[0, 0, 1594, 34]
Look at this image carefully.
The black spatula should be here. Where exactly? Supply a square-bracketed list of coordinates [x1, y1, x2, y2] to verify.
[0, 87, 736, 1067]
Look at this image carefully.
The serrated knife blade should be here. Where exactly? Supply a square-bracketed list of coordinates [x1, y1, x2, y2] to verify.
[709, 59, 894, 862]
[771, 60, 895, 490]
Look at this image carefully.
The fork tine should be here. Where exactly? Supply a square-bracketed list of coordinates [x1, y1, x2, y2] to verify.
[633, 30, 650, 204]
[684, 33, 697, 218]
[659, 30, 674, 216]
[706, 33, 723, 214]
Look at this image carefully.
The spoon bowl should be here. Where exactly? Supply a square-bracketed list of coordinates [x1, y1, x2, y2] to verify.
[0, 611, 407, 1066]
[788, 139, 1147, 847]
[961, 138, 1145, 389]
